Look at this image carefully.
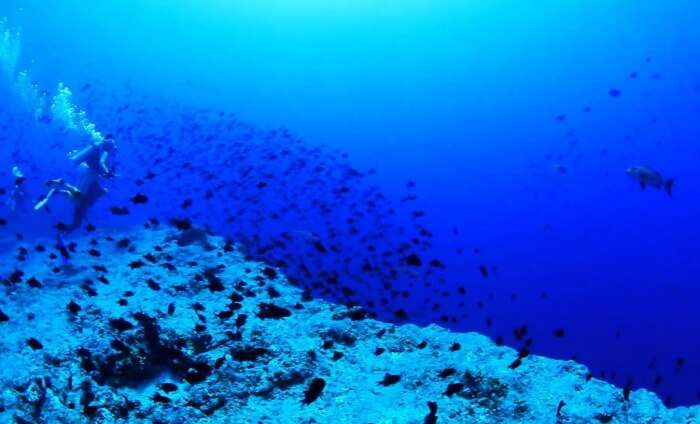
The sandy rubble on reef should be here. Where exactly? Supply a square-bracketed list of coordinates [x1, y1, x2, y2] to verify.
[0, 225, 697, 424]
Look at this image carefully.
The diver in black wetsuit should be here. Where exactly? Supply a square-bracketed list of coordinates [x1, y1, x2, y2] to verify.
[35, 134, 117, 232]
[6, 166, 26, 212]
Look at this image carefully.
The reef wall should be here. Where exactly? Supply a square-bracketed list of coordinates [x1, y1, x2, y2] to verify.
[0, 225, 697, 423]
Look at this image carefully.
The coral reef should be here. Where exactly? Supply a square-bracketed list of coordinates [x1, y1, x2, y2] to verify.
[0, 226, 697, 423]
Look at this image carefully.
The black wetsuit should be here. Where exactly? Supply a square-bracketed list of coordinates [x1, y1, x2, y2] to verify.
[66, 144, 110, 232]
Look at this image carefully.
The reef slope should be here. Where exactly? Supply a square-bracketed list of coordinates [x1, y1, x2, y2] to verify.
[0, 226, 697, 423]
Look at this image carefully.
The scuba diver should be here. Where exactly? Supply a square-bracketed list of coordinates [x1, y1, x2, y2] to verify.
[6, 165, 26, 212]
[35, 134, 117, 233]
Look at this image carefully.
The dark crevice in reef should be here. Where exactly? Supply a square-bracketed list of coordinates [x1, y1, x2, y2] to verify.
[86, 313, 213, 388]
[455, 371, 509, 409]
[231, 346, 270, 362]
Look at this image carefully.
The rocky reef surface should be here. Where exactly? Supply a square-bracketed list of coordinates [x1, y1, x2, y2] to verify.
[0, 225, 697, 423]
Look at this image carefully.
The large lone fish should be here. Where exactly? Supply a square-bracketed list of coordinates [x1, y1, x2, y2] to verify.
[626, 165, 674, 196]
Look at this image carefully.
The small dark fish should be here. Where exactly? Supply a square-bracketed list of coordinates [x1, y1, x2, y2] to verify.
[214, 356, 226, 368]
[256, 303, 291, 319]
[170, 218, 192, 231]
[110, 339, 130, 353]
[556, 400, 566, 417]
[675, 357, 685, 369]
[379, 373, 401, 386]
[67, 301, 82, 315]
[129, 260, 145, 269]
[129, 193, 149, 204]
[444, 383, 464, 397]
[429, 259, 444, 268]
[81, 284, 97, 297]
[424, 401, 438, 424]
[437, 368, 456, 378]
[27, 277, 42, 288]
[479, 265, 489, 278]
[27, 337, 43, 350]
[217, 309, 233, 319]
[116, 238, 131, 248]
[93, 265, 108, 273]
[404, 253, 422, 266]
[158, 382, 178, 393]
[394, 309, 408, 320]
[518, 346, 530, 358]
[109, 318, 135, 332]
[261, 267, 277, 280]
[302, 377, 326, 405]
[508, 357, 523, 369]
[595, 413, 613, 423]
[266, 286, 281, 298]
[152, 393, 171, 404]
[110, 206, 130, 215]
[9, 269, 24, 283]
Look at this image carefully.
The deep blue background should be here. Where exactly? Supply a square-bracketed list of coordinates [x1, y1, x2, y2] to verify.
[2, 1, 699, 406]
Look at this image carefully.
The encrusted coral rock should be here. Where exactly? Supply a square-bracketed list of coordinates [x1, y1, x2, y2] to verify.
[0, 227, 697, 423]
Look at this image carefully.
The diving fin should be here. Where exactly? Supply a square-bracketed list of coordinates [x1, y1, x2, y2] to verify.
[34, 188, 56, 210]
[664, 179, 674, 196]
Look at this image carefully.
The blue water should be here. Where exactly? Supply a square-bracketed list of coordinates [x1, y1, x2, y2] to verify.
[2, 0, 699, 406]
